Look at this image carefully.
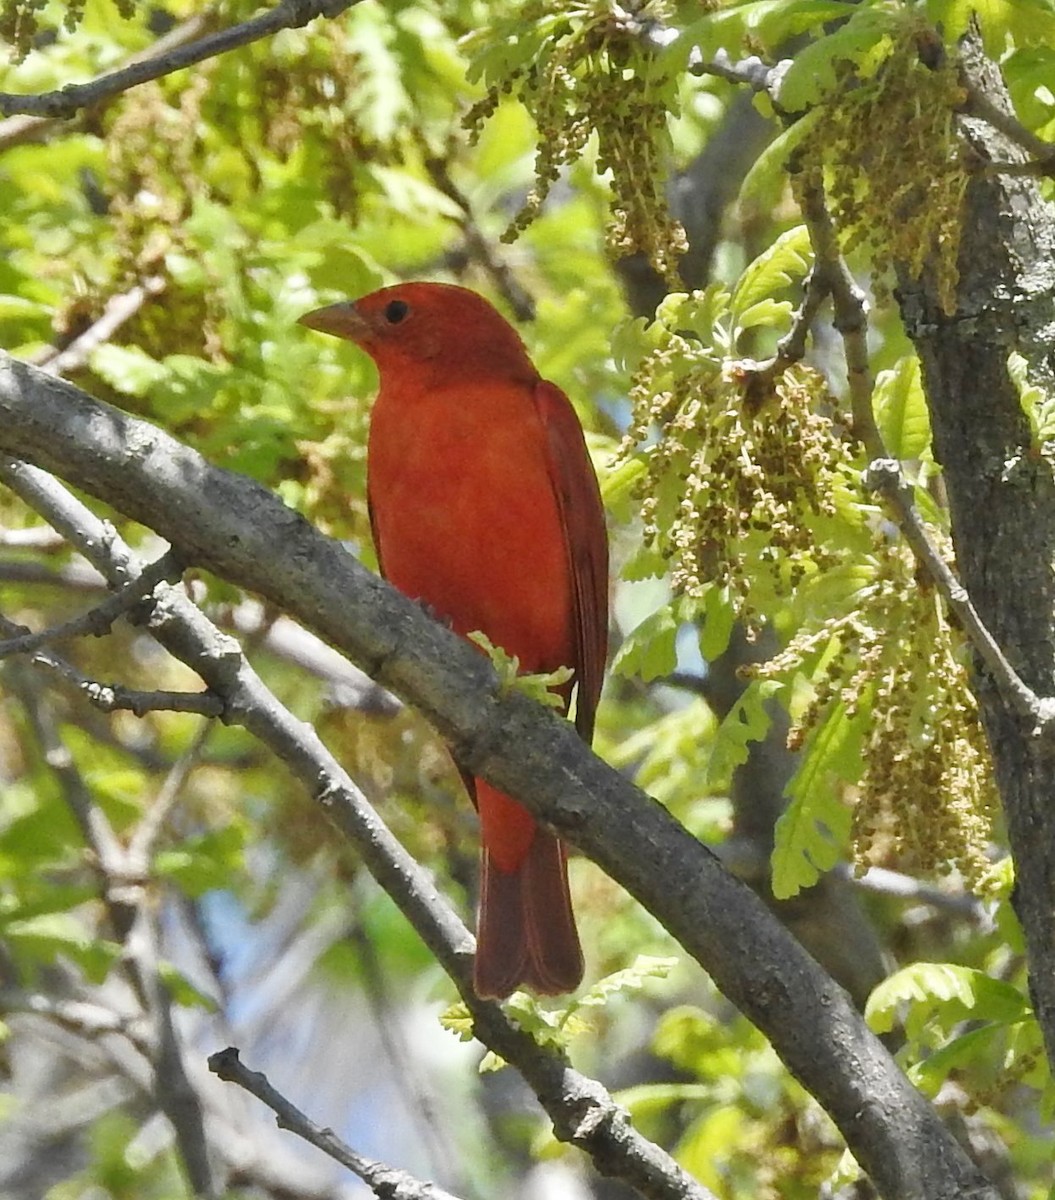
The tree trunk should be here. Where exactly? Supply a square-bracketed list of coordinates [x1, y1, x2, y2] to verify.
[896, 41, 1055, 1065]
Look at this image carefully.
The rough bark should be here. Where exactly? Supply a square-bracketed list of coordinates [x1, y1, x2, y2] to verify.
[0, 355, 1001, 1199]
[895, 43, 1055, 1064]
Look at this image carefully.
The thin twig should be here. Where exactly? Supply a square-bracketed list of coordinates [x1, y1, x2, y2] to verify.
[835, 864, 990, 924]
[127, 898, 219, 1197]
[0, 549, 183, 659]
[960, 81, 1055, 175]
[690, 47, 789, 100]
[0, 622, 223, 717]
[34, 278, 167, 376]
[349, 924, 466, 1192]
[423, 152, 536, 323]
[0, 524, 67, 549]
[128, 721, 215, 866]
[209, 1048, 465, 1200]
[7, 664, 130, 894]
[0, 988, 153, 1053]
[792, 164, 885, 458]
[984, 159, 1055, 177]
[863, 459, 1052, 729]
[734, 256, 832, 387]
[0, 0, 361, 119]
[0, 13, 212, 148]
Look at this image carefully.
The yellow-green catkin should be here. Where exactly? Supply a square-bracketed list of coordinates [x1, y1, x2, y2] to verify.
[758, 541, 997, 887]
[797, 17, 968, 313]
[2, 0, 136, 59]
[617, 320, 857, 625]
[465, 0, 686, 285]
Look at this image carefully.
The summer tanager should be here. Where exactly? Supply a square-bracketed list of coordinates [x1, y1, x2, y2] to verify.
[300, 283, 608, 998]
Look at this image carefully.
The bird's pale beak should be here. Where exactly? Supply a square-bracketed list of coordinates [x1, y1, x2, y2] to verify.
[298, 301, 368, 341]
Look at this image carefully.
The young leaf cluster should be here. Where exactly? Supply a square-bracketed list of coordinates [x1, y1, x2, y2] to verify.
[787, 9, 969, 310]
[615, 284, 860, 628]
[463, 0, 687, 282]
[758, 540, 997, 893]
[866, 957, 1053, 1124]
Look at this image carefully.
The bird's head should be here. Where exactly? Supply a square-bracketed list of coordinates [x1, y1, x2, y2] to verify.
[299, 282, 536, 385]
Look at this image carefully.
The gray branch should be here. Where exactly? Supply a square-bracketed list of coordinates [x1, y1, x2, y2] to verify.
[209, 1048, 464, 1200]
[892, 39, 1055, 1071]
[0, 0, 361, 119]
[0, 548, 183, 659]
[0, 418, 713, 1200]
[0, 351, 1002, 1199]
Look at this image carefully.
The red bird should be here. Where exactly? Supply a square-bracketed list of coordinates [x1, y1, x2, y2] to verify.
[300, 283, 608, 998]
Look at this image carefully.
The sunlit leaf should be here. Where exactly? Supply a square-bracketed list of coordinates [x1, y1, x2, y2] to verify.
[730, 224, 812, 329]
[872, 355, 931, 460]
[772, 698, 864, 898]
[611, 603, 680, 682]
[866, 962, 1029, 1041]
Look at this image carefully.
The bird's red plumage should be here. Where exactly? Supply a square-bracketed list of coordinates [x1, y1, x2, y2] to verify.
[301, 282, 608, 998]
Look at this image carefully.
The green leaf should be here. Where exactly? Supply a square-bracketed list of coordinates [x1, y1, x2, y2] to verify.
[439, 1000, 475, 1042]
[872, 355, 931, 459]
[791, 559, 879, 628]
[0, 293, 52, 320]
[611, 604, 680, 682]
[158, 962, 219, 1011]
[676, 1104, 747, 1189]
[153, 825, 246, 897]
[739, 106, 824, 206]
[3, 912, 119, 981]
[927, 0, 1055, 53]
[705, 679, 779, 787]
[775, 8, 901, 112]
[865, 962, 1030, 1041]
[735, 298, 795, 334]
[698, 583, 735, 662]
[565, 955, 678, 1016]
[754, 0, 862, 43]
[89, 344, 168, 399]
[654, 1005, 749, 1078]
[613, 1081, 712, 1115]
[681, 0, 856, 60]
[600, 456, 648, 512]
[1009, 349, 1055, 443]
[772, 698, 864, 898]
[910, 1023, 1011, 1097]
[730, 224, 812, 330]
[468, 631, 572, 706]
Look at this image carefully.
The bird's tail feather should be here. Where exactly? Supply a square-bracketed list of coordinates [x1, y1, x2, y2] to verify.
[474, 826, 583, 1000]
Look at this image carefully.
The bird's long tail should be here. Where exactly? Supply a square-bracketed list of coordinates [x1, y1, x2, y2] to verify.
[473, 781, 583, 999]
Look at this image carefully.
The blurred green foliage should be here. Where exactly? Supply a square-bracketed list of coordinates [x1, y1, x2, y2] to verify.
[2, 0, 1055, 1195]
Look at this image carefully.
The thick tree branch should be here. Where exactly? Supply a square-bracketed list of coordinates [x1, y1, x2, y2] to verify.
[1, 445, 714, 1200]
[0, 0, 361, 119]
[0, 353, 1001, 1199]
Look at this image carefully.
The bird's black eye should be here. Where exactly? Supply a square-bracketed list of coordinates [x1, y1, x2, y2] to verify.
[384, 299, 409, 324]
